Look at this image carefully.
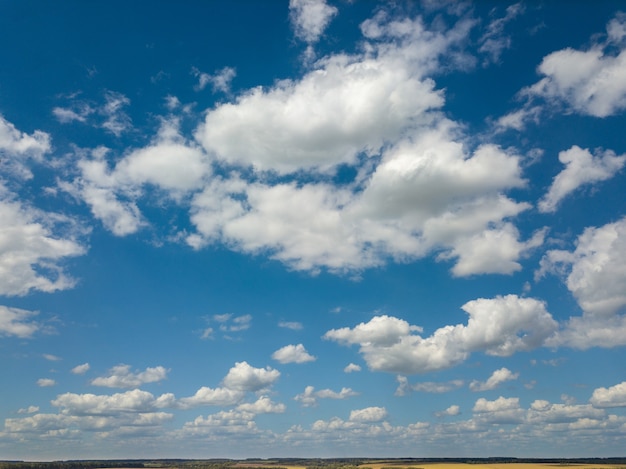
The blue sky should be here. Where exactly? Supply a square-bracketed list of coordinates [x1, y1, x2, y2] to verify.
[2, 0, 626, 460]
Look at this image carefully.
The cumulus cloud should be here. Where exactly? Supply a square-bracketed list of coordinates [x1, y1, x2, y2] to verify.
[65, 118, 210, 236]
[469, 367, 519, 392]
[289, 0, 337, 44]
[37, 379, 56, 387]
[190, 118, 536, 275]
[178, 362, 280, 409]
[52, 389, 168, 416]
[90, 364, 168, 388]
[325, 295, 557, 374]
[0, 114, 51, 179]
[294, 385, 358, 407]
[436, 405, 461, 417]
[0, 306, 45, 338]
[221, 361, 280, 392]
[236, 396, 286, 414]
[0, 186, 85, 296]
[71, 363, 90, 375]
[539, 217, 626, 348]
[343, 363, 361, 373]
[349, 406, 387, 423]
[590, 381, 626, 408]
[472, 396, 524, 424]
[272, 344, 316, 364]
[539, 146, 626, 213]
[525, 14, 626, 117]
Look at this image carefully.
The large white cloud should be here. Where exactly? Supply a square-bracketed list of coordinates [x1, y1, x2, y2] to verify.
[539, 217, 626, 349]
[539, 145, 626, 213]
[190, 118, 537, 275]
[525, 14, 626, 117]
[195, 12, 475, 175]
[0, 188, 85, 296]
[590, 381, 626, 408]
[66, 119, 211, 236]
[325, 295, 557, 374]
[90, 364, 169, 388]
[272, 344, 316, 364]
[178, 361, 280, 409]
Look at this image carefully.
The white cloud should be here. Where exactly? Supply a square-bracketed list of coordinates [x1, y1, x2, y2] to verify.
[37, 378, 56, 387]
[539, 217, 626, 348]
[590, 381, 626, 408]
[472, 396, 524, 424]
[343, 363, 361, 373]
[525, 14, 626, 117]
[469, 367, 519, 392]
[395, 376, 464, 396]
[278, 321, 303, 330]
[221, 361, 280, 392]
[0, 185, 85, 296]
[295, 385, 358, 407]
[66, 118, 210, 236]
[436, 405, 461, 417]
[478, 3, 525, 64]
[193, 66, 236, 93]
[289, 0, 337, 44]
[52, 104, 94, 124]
[326, 296, 557, 374]
[178, 386, 245, 409]
[0, 306, 44, 338]
[101, 91, 132, 136]
[71, 363, 90, 375]
[178, 362, 280, 410]
[272, 343, 316, 364]
[349, 406, 387, 423]
[90, 364, 168, 388]
[195, 12, 467, 175]
[43, 354, 61, 361]
[539, 146, 626, 213]
[236, 396, 286, 414]
[52, 389, 156, 415]
[0, 115, 51, 179]
[17, 406, 39, 414]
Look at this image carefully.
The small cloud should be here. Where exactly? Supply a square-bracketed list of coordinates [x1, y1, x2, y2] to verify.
[344, 363, 361, 373]
[272, 344, 316, 364]
[192, 66, 236, 93]
[71, 363, 90, 375]
[435, 404, 461, 417]
[349, 406, 387, 423]
[295, 385, 358, 407]
[278, 321, 303, 330]
[17, 405, 40, 414]
[469, 367, 519, 392]
[43, 354, 62, 362]
[91, 364, 168, 388]
[37, 378, 56, 387]
[201, 327, 214, 340]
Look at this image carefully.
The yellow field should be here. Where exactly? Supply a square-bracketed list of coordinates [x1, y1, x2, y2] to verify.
[360, 464, 626, 469]
[233, 463, 626, 469]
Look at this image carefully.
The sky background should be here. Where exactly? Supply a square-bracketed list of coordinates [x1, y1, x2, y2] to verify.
[1, 0, 626, 460]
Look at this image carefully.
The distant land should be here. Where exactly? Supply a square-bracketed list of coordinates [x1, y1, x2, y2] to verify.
[2, 457, 626, 469]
